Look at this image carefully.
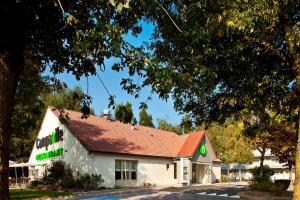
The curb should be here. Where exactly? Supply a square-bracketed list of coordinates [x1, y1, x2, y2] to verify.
[239, 191, 292, 200]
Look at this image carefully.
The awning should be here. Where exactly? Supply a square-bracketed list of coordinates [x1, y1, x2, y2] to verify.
[9, 161, 48, 167]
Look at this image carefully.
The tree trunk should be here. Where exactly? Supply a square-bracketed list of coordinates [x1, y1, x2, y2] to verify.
[289, 165, 293, 181]
[239, 164, 242, 182]
[293, 53, 300, 200]
[0, 1, 25, 199]
[258, 147, 266, 176]
[0, 52, 22, 200]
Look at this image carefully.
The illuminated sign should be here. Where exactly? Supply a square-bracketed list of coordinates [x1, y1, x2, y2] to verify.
[36, 148, 64, 161]
[36, 127, 63, 150]
[199, 144, 207, 156]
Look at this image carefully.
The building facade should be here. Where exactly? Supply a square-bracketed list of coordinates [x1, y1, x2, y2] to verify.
[221, 149, 294, 181]
[27, 107, 221, 188]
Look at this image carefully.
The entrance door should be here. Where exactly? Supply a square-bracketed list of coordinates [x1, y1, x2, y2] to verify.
[192, 164, 198, 184]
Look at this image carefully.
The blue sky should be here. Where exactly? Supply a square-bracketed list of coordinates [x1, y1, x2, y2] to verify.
[44, 22, 182, 126]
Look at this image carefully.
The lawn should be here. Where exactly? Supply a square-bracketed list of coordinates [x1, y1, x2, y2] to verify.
[10, 189, 72, 199]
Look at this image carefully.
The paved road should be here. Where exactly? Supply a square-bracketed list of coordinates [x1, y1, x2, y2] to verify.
[70, 183, 248, 200]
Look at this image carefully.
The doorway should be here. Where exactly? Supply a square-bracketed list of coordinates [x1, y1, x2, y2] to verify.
[192, 163, 210, 184]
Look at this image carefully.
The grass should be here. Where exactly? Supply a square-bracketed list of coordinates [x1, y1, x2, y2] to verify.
[10, 189, 72, 200]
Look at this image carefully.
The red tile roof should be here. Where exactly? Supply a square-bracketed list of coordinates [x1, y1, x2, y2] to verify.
[50, 107, 208, 158]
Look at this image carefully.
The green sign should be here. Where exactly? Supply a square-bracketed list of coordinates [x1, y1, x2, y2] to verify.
[199, 144, 207, 156]
[36, 148, 64, 161]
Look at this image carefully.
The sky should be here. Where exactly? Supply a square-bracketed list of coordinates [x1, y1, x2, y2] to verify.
[44, 21, 182, 126]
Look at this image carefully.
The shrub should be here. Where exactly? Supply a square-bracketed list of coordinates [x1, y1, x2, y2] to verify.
[30, 180, 43, 187]
[251, 165, 275, 184]
[37, 160, 104, 190]
[275, 179, 291, 191]
[60, 166, 75, 189]
[48, 160, 66, 181]
[75, 173, 103, 190]
[250, 182, 284, 196]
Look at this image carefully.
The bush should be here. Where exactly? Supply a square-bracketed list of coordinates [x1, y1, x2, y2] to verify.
[60, 166, 75, 189]
[275, 179, 291, 191]
[250, 182, 284, 196]
[75, 173, 103, 190]
[48, 160, 67, 181]
[36, 160, 104, 191]
[30, 180, 43, 187]
[251, 165, 275, 184]
[44, 160, 75, 189]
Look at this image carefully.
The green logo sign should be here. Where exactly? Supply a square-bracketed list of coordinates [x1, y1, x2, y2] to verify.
[36, 148, 64, 161]
[199, 144, 207, 156]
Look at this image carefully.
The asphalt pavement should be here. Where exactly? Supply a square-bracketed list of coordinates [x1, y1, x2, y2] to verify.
[69, 183, 248, 200]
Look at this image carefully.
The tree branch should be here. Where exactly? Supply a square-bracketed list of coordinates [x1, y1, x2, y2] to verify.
[245, 36, 289, 65]
[153, 0, 183, 33]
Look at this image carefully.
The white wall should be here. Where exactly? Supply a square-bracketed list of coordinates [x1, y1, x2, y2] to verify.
[212, 162, 221, 182]
[91, 153, 177, 188]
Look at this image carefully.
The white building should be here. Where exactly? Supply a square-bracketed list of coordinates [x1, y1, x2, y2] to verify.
[27, 106, 221, 188]
[222, 149, 294, 181]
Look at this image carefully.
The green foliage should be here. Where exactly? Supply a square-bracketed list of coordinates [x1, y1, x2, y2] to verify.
[249, 182, 284, 196]
[139, 108, 154, 127]
[180, 114, 194, 134]
[10, 66, 52, 162]
[274, 179, 291, 191]
[43, 160, 75, 188]
[114, 102, 134, 123]
[10, 189, 72, 200]
[207, 121, 253, 164]
[251, 165, 275, 184]
[47, 160, 67, 181]
[34, 160, 103, 190]
[157, 118, 181, 134]
[30, 180, 44, 188]
[43, 86, 94, 115]
[75, 173, 103, 190]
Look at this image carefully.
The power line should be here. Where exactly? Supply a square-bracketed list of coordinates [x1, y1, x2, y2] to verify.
[96, 71, 113, 97]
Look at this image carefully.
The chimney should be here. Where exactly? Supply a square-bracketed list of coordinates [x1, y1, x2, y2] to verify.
[131, 117, 137, 130]
[103, 109, 111, 121]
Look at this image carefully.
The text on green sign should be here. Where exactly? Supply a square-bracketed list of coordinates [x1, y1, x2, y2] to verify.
[36, 148, 64, 161]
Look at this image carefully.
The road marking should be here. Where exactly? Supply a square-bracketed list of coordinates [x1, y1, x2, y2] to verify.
[196, 192, 240, 199]
[207, 193, 217, 196]
[229, 195, 240, 198]
[197, 192, 207, 195]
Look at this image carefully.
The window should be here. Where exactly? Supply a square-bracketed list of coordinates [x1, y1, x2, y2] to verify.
[115, 160, 137, 180]
[115, 160, 122, 180]
[174, 163, 177, 179]
[183, 167, 188, 180]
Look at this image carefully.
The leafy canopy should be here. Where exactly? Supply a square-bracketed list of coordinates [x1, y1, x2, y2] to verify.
[114, 102, 134, 123]
[139, 108, 154, 127]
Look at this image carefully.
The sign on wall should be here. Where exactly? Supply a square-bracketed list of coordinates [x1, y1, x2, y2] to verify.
[36, 127, 63, 150]
[199, 144, 207, 157]
[36, 148, 64, 161]
[35, 127, 64, 161]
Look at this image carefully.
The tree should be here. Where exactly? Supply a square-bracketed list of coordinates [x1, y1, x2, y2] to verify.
[122, 1, 300, 198]
[0, 1, 151, 197]
[157, 118, 181, 134]
[43, 86, 95, 114]
[268, 119, 297, 180]
[10, 65, 52, 162]
[114, 102, 134, 123]
[180, 114, 193, 134]
[207, 122, 254, 182]
[207, 122, 253, 165]
[139, 108, 154, 127]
